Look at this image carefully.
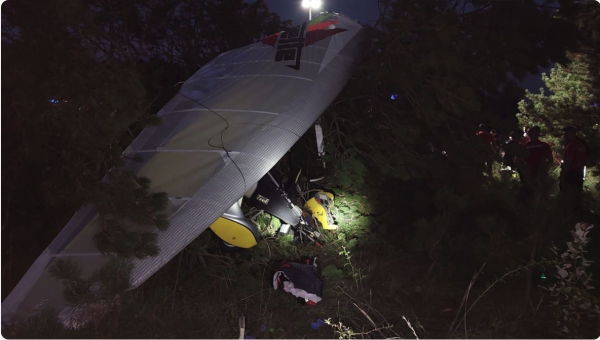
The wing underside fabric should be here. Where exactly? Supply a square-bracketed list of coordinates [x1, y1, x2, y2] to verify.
[2, 14, 365, 323]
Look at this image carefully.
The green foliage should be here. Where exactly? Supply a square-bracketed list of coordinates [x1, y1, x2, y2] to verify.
[93, 222, 160, 258]
[1, 309, 72, 339]
[87, 169, 168, 258]
[2, 0, 289, 267]
[322, 264, 344, 281]
[517, 54, 600, 160]
[516, 34, 600, 211]
[340, 246, 367, 289]
[411, 187, 468, 255]
[324, 318, 357, 339]
[331, 193, 374, 248]
[92, 258, 135, 297]
[48, 257, 83, 283]
[542, 223, 600, 336]
[4, 0, 600, 339]
[449, 260, 558, 337]
[249, 233, 297, 260]
[516, 2, 600, 170]
[49, 260, 95, 305]
[49, 257, 132, 306]
[321, 0, 573, 189]
[91, 171, 169, 232]
[331, 157, 368, 189]
[266, 233, 297, 259]
[2, 0, 148, 210]
[253, 211, 282, 237]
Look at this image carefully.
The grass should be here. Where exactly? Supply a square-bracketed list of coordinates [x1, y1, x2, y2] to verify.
[4, 172, 600, 339]
[5, 197, 415, 339]
[4, 227, 596, 339]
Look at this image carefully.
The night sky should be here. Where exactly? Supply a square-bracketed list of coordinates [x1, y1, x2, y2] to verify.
[259, 0, 548, 93]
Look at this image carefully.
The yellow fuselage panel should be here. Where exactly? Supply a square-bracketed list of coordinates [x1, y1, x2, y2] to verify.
[305, 193, 335, 230]
[209, 217, 258, 248]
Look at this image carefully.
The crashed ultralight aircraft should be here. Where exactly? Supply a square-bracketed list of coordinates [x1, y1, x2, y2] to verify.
[2, 13, 365, 324]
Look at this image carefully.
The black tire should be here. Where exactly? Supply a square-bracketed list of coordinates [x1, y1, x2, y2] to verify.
[216, 238, 242, 253]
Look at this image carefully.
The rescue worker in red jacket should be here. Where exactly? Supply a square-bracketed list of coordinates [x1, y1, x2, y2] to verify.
[515, 126, 553, 201]
[560, 126, 588, 211]
[476, 124, 497, 150]
[476, 124, 497, 174]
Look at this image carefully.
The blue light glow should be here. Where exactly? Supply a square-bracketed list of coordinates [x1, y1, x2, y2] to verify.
[49, 99, 59, 104]
[594, 102, 598, 108]
[390, 94, 399, 101]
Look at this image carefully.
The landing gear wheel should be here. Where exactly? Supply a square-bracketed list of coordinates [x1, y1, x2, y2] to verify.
[217, 238, 242, 253]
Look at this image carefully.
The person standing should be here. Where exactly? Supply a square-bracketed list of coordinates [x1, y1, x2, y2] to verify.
[515, 126, 553, 201]
[476, 124, 498, 174]
[502, 130, 525, 169]
[477, 124, 497, 150]
[560, 126, 588, 211]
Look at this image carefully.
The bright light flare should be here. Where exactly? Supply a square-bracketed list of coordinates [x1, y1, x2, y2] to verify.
[302, 0, 321, 9]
